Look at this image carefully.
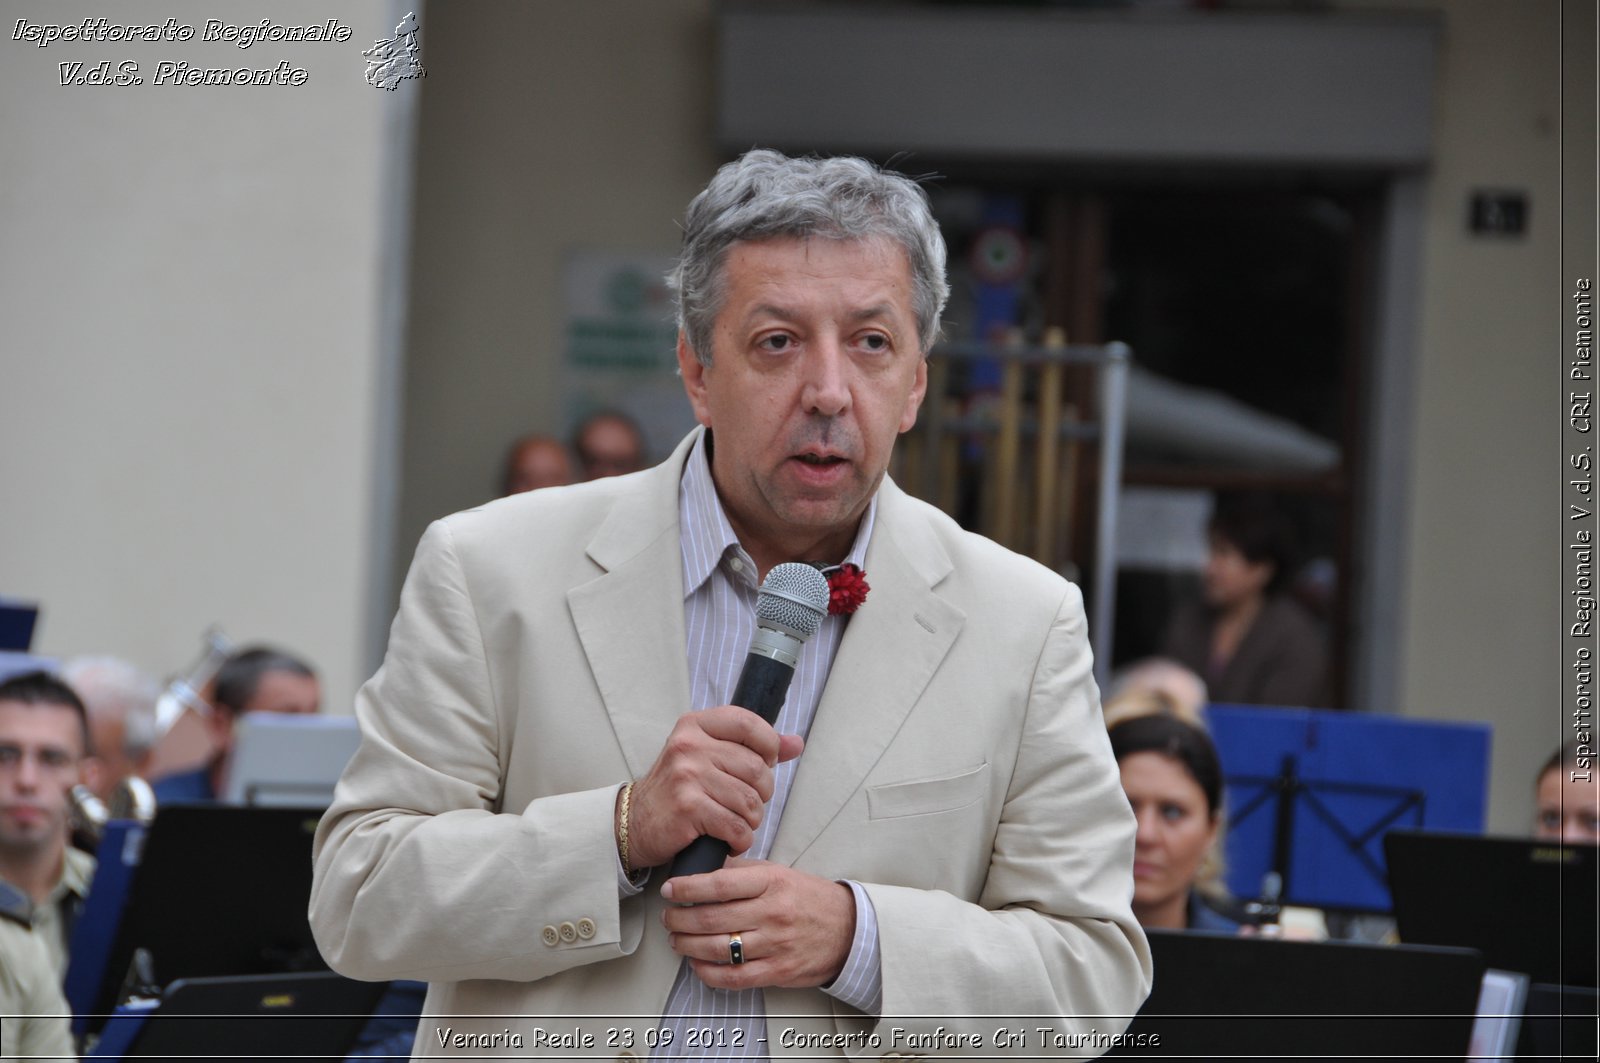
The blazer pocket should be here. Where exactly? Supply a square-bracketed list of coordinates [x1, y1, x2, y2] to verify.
[866, 762, 990, 820]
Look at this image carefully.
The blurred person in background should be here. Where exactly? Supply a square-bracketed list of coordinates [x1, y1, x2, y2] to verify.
[1109, 713, 1240, 933]
[1102, 656, 1208, 731]
[0, 671, 96, 978]
[1533, 739, 1598, 844]
[572, 408, 648, 480]
[151, 646, 319, 803]
[61, 656, 159, 803]
[1162, 493, 1328, 708]
[501, 433, 575, 496]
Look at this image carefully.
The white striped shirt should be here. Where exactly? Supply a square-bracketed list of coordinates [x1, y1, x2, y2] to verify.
[648, 431, 883, 1058]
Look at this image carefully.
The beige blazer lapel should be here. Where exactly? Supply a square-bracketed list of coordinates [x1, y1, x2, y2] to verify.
[567, 431, 698, 780]
[771, 479, 965, 867]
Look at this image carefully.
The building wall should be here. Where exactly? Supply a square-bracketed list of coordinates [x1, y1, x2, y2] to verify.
[1338, 0, 1567, 833]
[392, 0, 719, 572]
[0, 0, 407, 711]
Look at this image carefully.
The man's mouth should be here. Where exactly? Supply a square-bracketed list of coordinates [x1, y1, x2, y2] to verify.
[795, 453, 846, 466]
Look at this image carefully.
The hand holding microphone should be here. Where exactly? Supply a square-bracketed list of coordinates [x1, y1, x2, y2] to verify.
[621, 563, 831, 877]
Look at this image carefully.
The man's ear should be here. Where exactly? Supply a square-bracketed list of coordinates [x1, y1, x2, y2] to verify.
[678, 333, 713, 428]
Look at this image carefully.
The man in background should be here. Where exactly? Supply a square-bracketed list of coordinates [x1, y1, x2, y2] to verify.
[0, 670, 96, 978]
[502, 433, 575, 496]
[62, 656, 159, 803]
[151, 646, 320, 802]
[573, 408, 648, 479]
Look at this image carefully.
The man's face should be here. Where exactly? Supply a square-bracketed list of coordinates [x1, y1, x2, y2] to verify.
[578, 419, 644, 480]
[1203, 535, 1273, 611]
[86, 714, 133, 802]
[679, 236, 927, 571]
[0, 700, 85, 856]
[243, 671, 321, 716]
[507, 439, 573, 494]
[206, 670, 320, 759]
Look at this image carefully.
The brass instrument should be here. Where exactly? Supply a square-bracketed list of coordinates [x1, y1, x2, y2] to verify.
[153, 625, 233, 731]
[143, 626, 234, 782]
[70, 626, 230, 839]
[69, 776, 157, 840]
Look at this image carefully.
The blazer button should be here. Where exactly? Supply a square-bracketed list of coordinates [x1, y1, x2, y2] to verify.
[558, 921, 578, 943]
[576, 917, 596, 940]
[540, 925, 559, 947]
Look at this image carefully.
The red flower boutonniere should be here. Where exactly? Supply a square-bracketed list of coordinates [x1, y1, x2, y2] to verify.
[822, 563, 870, 616]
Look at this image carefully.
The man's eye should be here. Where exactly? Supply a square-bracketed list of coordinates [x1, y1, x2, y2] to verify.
[860, 333, 889, 351]
[1160, 804, 1187, 822]
[758, 334, 792, 352]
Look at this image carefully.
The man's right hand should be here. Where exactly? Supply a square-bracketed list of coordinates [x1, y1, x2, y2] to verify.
[620, 706, 804, 871]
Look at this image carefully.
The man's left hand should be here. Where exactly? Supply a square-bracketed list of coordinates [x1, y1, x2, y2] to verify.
[661, 858, 855, 990]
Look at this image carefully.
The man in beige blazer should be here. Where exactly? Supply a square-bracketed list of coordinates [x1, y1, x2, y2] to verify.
[312, 151, 1151, 1058]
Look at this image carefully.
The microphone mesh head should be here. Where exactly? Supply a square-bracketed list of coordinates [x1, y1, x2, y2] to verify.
[757, 563, 831, 641]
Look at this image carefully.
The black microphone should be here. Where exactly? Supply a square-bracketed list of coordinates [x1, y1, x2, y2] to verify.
[669, 562, 831, 879]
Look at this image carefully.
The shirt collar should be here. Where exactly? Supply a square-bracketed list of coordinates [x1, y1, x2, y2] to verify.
[680, 431, 746, 596]
[679, 430, 877, 598]
[56, 845, 94, 902]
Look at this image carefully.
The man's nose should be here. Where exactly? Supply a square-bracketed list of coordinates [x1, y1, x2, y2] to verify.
[801, 339, 851, 417]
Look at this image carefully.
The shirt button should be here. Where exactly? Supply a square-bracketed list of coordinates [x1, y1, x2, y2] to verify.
[540, 925, 559, 947]
[728, 557, 744, 572]
[576, 918, 596, 940]
[558, 921, 578, 943]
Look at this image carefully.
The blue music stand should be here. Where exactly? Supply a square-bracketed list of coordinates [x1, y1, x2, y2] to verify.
[66, 820, 145, 1038]
[0, 597, 39, 651]
[1205, 704, 1491, 912]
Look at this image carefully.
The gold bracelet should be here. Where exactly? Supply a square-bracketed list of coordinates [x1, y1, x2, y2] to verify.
[617, 782, 635, 873]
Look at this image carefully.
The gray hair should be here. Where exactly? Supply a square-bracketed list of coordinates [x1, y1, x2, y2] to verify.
[668, 150, 949, 365]
[60, 656, 160, 758]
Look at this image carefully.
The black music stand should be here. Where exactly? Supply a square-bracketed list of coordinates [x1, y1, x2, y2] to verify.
[69, 805, 332, 1036]
[86, 971, 386, 1062]
[1518, 983, 1600, 1059]
[1109, 930, 1486, 1059]
[1385, 830, 1598, 988]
